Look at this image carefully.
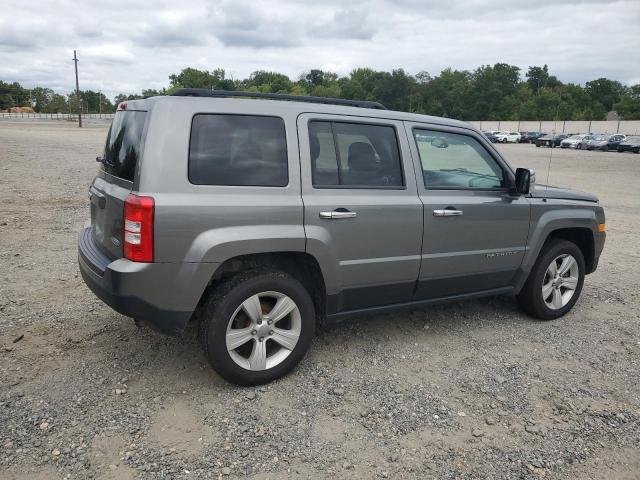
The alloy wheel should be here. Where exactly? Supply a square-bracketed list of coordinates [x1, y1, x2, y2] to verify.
[542, 254, 579, 310]
[225, 291, 301, 371]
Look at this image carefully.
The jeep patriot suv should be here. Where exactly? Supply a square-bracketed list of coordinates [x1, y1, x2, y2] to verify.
[78, 89, 606, 385]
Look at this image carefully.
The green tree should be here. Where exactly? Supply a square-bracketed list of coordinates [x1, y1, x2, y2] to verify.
[614, 84, 640, 119]
[525, 65, 561, 94]
[29, 87, 54, 112]
[45, 93, 68, 113]
[168, 67, 226, 90]
[245, 71, 292, 93]
[585, 78, 626, 111]
[0, 80, 30, 109]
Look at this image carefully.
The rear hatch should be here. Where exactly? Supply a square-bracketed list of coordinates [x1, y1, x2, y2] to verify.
[90, 109, 147, 259]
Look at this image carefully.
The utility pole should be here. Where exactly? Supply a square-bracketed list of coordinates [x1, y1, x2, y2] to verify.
[73, 50, 82, 128]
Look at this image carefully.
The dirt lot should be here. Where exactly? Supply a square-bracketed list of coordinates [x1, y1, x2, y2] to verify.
[1, 122, 639, 480]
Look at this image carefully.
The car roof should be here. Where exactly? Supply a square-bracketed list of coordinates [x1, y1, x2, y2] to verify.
[124, 95, 473, 130]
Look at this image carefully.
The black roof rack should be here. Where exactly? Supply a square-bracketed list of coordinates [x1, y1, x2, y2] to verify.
[171, 88, 387, 110]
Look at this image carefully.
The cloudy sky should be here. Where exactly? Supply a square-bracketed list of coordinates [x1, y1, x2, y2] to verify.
[1, 0, 639, 100]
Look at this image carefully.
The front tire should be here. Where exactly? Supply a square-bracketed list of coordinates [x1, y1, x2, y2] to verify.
[199, 270, 315, 385]
[517, 239, 585, 320]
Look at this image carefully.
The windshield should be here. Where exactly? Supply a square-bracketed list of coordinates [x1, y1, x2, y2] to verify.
[593, 136, 607, 141]
[625, 136, 640, 142]
[102, 110, 147, 182]
[568, 135, 583, 139]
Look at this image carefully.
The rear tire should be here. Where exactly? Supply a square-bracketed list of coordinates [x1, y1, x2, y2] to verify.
[198, 270, 315, 386]
[517, 239, 585, 320]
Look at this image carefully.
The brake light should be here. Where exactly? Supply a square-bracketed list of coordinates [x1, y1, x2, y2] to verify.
[118, 102, 127, 110]
[123, 194, 154, 262]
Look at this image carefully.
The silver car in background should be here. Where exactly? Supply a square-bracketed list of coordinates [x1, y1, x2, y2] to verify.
[584, 134, 626, 151]
[560, 134, 588, 149]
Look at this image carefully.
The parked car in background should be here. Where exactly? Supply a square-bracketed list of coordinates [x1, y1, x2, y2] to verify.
[482, 131, 498, 143]
[617, 135, 640, 153]
[494, 131, 521, 143]
[584, 134, 626, 151]
[520, 132, 546, 144]
[560, 134, 589, 149]
[535, 134, 568, 148]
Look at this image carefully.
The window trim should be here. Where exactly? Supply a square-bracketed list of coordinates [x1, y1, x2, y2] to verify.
[187, 113, 290, 188]
[308, 119, 407, 190]
[411, 126, 513, 192]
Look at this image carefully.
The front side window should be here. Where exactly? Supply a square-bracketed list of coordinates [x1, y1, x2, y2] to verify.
[413, 129, 505, 189]
[308, 121, 403, 187]
[189, 114, 288, 186]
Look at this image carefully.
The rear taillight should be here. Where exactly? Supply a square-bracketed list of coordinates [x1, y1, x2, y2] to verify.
[123, 194, 154, 262]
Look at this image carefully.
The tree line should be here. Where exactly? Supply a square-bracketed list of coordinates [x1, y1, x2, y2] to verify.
[2, 64, 639, 120]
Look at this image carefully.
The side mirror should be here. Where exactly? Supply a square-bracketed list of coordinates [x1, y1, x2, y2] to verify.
[514, 168, 535, 195]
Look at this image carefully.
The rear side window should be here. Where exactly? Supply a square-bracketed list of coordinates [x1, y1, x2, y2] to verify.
[189, 114, 288, 186]
[102, 111, 146, 182]
[309, 121, 404, 188]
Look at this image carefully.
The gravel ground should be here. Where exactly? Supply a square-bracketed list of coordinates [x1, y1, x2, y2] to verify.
[1, 122, 639, 480]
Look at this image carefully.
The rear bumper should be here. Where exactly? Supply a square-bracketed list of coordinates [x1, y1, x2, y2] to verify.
[78, 228, 213, 336]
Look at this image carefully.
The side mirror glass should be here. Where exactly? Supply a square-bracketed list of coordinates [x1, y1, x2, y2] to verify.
[515, 168, 535, 194]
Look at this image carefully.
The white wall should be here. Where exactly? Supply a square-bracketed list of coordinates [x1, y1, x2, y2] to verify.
[469, 120, 640, 135]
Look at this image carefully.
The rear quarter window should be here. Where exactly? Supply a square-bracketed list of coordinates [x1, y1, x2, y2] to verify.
[189, 114, 288, 187]
[102, 110, 147, 182]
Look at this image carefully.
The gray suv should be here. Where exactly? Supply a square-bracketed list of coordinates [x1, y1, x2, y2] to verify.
[79, 89, 606, 385]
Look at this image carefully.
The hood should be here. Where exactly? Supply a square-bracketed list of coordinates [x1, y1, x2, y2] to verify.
[531, 185, 599, 202]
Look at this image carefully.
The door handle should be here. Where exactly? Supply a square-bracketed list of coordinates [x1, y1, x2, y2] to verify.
[319, 210, 357, 219]
[433, 208, 463, 217]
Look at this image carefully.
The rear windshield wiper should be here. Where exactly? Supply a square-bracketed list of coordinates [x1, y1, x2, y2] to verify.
[96, 155, 114, 166]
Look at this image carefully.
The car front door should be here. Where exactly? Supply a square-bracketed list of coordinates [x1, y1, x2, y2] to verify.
[405, 122, 531, 300]
[298, 113, 423, 314]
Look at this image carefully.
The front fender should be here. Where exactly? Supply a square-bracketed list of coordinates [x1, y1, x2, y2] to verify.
[514, 201, 600, 293]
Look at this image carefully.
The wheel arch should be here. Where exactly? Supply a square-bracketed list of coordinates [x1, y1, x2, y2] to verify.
[514, 209, 599, 293]
[546, 228, 595, 273]
[198, 252, 328, 326]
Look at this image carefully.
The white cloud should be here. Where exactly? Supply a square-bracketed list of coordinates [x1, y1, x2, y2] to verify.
[0, 0, 638, 99]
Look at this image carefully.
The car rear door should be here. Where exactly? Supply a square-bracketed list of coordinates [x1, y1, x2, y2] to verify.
[405, 122, 531, 299]
[298, 113, 423, 313]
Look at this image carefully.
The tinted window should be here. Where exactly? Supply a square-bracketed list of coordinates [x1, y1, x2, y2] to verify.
[102, 111, 146, 181]
[309, 121, 403, 187]
[413, 129, 505, 189]
[189, 114, 288, 186]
